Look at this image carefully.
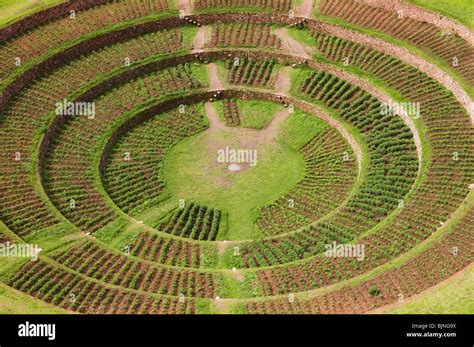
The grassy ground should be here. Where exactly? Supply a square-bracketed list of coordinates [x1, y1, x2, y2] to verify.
[0, 0, 64, 28]
[403, 0, 474, 30]
[161, 128, 306, 240]
[0, 283, 70, 314]
[214, 99, 284, 129]
[236, 100, 283, 129]
[278, 108, 328, 149]
[160, 102, 331, 241]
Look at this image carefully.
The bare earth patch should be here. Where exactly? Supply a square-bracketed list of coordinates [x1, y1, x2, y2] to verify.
[294, 0, 314, 18]
[207, 63, 224, 90]
[274, 27, 312, 59]
[274, 66, 292, 95]
[192, 25, 209, 52]
[177, 0, 192, 16]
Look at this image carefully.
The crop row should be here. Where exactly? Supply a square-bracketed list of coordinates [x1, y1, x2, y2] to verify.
[256, 127, 357, 235]
[320, 0, 474, 85]
[193, 0, 292, 13]
[247, 209, 474, 312]
[0, 79, 66, 236]
[8, 260, 195, 314]
[103, 105, 208, 213]
[0, 0, 169, 83]
[237, 68, 418, 267]
[207, 24, 281, 49]
[156, 202, 223, 241]
[42, 64, 203, 233]
[50, 239, 215, 298]
[226, 58, 276, 87]
[129, 231, 202, 268]
[222, 99, 241, 126]
[0, 28, 190, 237]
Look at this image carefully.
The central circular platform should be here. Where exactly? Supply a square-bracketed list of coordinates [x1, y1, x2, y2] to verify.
[162, 125, 307, 240]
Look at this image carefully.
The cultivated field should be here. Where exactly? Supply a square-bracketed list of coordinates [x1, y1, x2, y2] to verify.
[0, 0, 472, 316]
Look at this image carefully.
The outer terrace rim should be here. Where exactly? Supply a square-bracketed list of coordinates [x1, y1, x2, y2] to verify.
[34, 49, 421, 247]
[1, 12, 473, 121]
[1, 0, 472, 45]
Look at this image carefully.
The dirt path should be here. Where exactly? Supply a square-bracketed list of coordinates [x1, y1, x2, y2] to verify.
[362, 0, 474, 45]
[204, 97, 289, 142]
[261, 108, 291, 143]
[311, 21, 474, 124]
[192, 25, 208, 52]
[226, 269, 245, 282]
[177, 0, 192, 16]
[204, 101, 226, 131]
[207, 63, 224, 90]
[274, 28, 312, 59]
[204, 89, 363, 176]
[294, 0, 314, 18]
[274, 66, 292, 95]
[212, 298, 237, 313]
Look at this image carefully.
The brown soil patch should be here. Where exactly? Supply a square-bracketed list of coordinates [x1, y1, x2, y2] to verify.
[274, 66, 292, 95]
[207, 63, 224, 90]
[294, 0, 314, 18]
[212, 298, 237, 313]
[274, 27, 312, 59]
[192, 25, 208, 52]
[177, 0, 193, 16]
